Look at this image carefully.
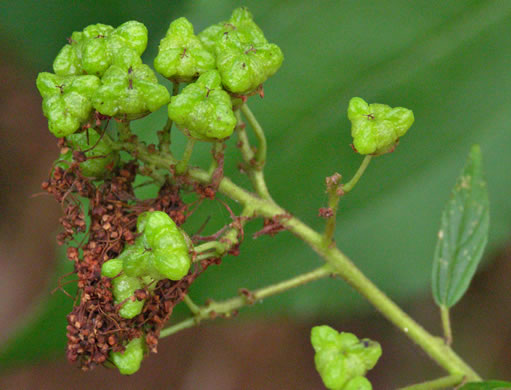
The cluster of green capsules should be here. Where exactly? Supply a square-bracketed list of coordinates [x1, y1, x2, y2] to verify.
[37, 8, 284, 150]
[101, 211, 191, 375]
[311, 325, 382, 390]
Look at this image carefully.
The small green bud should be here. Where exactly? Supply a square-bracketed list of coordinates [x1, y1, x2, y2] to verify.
[108, 21, 148, 57]
[119, 244, 149, 278]
[315, 351, 349, 390]
[111, 274, 145, 319]
[347, 97, 414, 155]
[101, 258, 123, 278]
[36, 72, 100, 137]
[199, 7, 267, 53]
[151, 246, 191, 281]
[154, 17, 216, 82]
[66, 128, 118, 178]
[311, 325, 341, 352]
[110, 337, 146, 375]
[168, 70, 236, 141]
[344, 376, 372, 390]
[311, 326, 381, 390]
[93, 48, 170, 118]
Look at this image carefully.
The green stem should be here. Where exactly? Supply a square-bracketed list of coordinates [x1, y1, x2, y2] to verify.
[117, 139, 481, 381]
[175, 138, 196, 175]
[117, 120, 132, 142]
[235, 109, 254, 163]
[324, 156, 371, 244]
[161, 264, 333, 338]
[241, 104, 267, 167]
[187, 171, 481, 380]
[234, 110, 272, 200]
[194, 241, 225, 255]
[182, 295, 200, 315]
[441, 305, 453, 346]
[342, 155, 372, 193]
[159, 81, 179, 151]
[323, 174, 342, 245]
[207, 142, 224, 179]
[398, 374, 465, 390]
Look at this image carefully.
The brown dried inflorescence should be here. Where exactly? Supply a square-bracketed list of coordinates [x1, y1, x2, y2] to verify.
[43, 149, 216, 371]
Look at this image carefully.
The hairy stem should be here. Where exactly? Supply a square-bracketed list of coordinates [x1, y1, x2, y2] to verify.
[161, 264, 334, 338]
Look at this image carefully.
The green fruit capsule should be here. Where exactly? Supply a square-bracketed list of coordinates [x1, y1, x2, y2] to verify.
[110, 337, 146, 375]
[66, 128, 118, 178]
[93, 48, 170, 118]
[198, 7, 283, 94]
[36, 72, 101, 137]
[137, 211, 191, 281]
[53, 21, 147, 78]
[347, 97, 414, 155]
[168, 70, 236, 141]
[214, 33, 283, 94]
[310, 326, 381, 390]
[151, 246, 191, 281]
[154, 17, 216, 82]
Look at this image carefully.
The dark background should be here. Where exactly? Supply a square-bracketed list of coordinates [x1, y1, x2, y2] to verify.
[1, 1, 510, 388]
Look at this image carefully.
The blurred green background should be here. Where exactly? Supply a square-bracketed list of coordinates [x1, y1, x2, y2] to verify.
[1, 0, 510, 388]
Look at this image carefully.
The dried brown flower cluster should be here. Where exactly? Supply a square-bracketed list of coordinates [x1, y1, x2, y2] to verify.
[42, 142, 218, 371]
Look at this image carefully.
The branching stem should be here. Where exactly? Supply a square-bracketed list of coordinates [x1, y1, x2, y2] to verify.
[114, 114, 481, 381]
[160, 264, 333, 338]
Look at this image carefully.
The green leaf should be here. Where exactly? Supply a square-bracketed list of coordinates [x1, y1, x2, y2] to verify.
[432, 145, 490, 308]
[459, 381, 511, 390]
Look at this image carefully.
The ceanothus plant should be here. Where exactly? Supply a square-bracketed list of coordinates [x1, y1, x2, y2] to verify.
[37, 7, 502, 389]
